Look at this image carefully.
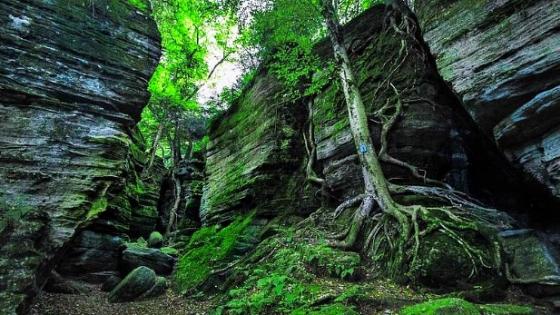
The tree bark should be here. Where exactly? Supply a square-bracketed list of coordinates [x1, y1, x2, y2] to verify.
[166, 172, 182, 235]
[319, 0, 411, 245]
[144, 123, 164, 176]
[320, 0, 395, 210]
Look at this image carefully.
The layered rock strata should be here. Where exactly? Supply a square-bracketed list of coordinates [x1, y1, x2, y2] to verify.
[414, 0, 560, 201]
[202, 6, 535, 224]
[0, 0, 160, 313]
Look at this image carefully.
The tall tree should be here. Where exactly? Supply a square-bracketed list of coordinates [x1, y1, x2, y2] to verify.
[229, 0, 505, 277]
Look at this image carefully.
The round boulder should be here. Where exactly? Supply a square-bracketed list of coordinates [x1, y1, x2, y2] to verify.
[108, 266, 157, 303]
[148, 231, 164, 248]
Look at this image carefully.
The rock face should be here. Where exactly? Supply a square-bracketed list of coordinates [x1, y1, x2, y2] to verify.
[203, 6, 535, 224]
[201, 73, 314, 224]
[0, 0, 160, 313]
[56, 231, 125, 283]
[499, 229, 560, 296]
[122, 247, 176, 276]
[413, 0, 560, 201]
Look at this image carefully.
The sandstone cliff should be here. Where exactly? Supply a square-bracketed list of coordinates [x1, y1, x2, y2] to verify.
[0, 1, 160, 313]
[201, 6, 537, 226]
[414, 0, 560, 201]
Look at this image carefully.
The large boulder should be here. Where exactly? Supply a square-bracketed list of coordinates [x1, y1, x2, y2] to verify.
[413, 0, 560, 202]
[56, 230, 124, 283]
[108, 266, 167, 303]
[0, 0, 160, 313]
[101, 275, 122, 292]
[499, 229, 560, 296]
[122, 247, 176, 275]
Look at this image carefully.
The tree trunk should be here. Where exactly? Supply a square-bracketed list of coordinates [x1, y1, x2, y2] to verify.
[320, 0, 394, 209]
[166, 172, 182, 235]
[144, 123, 164, 176]
[319, 0, 411, 242]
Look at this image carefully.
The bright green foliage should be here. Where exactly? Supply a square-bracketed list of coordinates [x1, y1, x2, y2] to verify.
[218, 228, 361, 314]
[161, 246, 179, 256]
[127, 0, 148, 11]
[400, 298, 534, 315]
[175, 214, 254, 293]
[138, 0, 236, 166]
[291, 303, 359, 315]
[86, 197, 108, 220]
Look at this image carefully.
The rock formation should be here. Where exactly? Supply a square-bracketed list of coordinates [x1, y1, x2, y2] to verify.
[0, 1, 160, 313]
[413, 0, 560, 201]
[201, 6, 537, 226]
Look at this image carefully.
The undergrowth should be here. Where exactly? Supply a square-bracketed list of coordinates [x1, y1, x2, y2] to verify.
[214, 227, 363, 314]
[175, 213, 255, 293]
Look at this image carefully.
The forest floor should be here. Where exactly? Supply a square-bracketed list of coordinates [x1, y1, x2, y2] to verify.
[30, 287, 215, 315]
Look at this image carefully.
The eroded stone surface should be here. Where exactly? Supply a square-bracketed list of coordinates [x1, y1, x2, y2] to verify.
[202, 6, 533, 225]
[414, 0, 560, 199]
[0, 1, 159, 313]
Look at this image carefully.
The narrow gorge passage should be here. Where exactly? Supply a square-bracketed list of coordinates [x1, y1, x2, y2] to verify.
[2, 0, 560, 314]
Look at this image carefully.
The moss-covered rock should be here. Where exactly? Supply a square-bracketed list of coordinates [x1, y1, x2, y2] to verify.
[108, 266, 157, 303]
[0, 0, 160, 311]
[148, 231, 164, 248]
[400, 298, 534, 315]
[407, 232, 493, 287]
[201, 72, 316, 224]
[175, 214, 256, 293]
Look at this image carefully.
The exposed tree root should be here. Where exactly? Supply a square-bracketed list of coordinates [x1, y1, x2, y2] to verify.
[318, 0, 508, 283]
[303, 100, 326, 186]
[330, 194, 376, 249]
[333, 194, 364, 219]
[378, 82, 452, 189]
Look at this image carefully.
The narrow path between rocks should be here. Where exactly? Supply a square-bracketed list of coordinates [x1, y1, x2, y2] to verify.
[30, 288, 213, 315]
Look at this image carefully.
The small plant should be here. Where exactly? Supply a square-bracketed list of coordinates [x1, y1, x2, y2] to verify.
[218, 228, 362, 314]
[86, 197, 108, 220]
[0, 197, 33, 232]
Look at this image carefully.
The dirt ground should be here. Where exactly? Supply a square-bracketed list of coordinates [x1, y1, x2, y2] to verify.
[30, 288, 215, 315]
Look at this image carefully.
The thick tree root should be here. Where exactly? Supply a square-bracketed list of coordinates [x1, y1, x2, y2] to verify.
[330, 195, 376, 249]
[333, 194, 364, 218]
[303, 100, 325, 186]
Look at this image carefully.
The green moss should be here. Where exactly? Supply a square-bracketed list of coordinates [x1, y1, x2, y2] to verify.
[86, 197, 108, 220]
[401, 298, 479, 315]
[292, 303, 359, 315]
[148, 231, 164, 247]
[127, 0, 148, 11]
[0, 197, 33, 232]
[400, 298, 534, 315]
[125, 237, 148, 248]
[125, 236, 148, 249]
[175, 213, 255, 293]
[218, 229, 362, 314]
[479, 304, 534, 315]
[161, 246, 179, 256]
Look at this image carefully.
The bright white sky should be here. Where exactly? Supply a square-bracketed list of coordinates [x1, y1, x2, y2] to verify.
[197, 19, 243, 105]
[197, 0, 271, 105]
